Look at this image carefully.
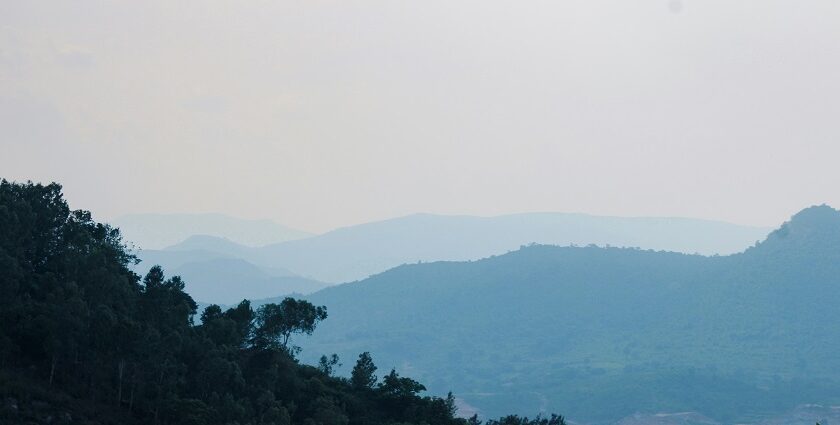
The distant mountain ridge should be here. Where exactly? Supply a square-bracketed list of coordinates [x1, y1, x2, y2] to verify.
[117, 214, 326, 304]
[249, 212, 771, 283]
[111, 213, 312, 249]
[127, 211, 771, 304]
[164, 234, 252, 256]
[291, 205, 840, 424]
[131, 241, 326, 304]
[167, 257, 326, 305]
[745, 204, 840, 258]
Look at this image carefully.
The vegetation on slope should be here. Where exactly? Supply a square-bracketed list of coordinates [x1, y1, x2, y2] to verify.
[298, 207, 840, 422]
[0, 180, 562, 425]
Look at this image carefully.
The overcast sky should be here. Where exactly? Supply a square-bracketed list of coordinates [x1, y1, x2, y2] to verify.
[2, 0, 839, 233]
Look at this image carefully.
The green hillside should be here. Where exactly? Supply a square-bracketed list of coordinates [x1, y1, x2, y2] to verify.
[0, 180, 558, 425]
[299, 206, 840, 423]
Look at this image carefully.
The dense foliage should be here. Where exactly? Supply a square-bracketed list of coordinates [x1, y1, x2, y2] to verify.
[0, 180, 563, 425]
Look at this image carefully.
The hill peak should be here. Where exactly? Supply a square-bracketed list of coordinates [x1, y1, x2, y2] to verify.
[747, 204, 840, 256]
[166, 234, 241, 249]
[771, 204, 840, 238]
[112, 213, 312, 249]
[787, 204, 840, 225]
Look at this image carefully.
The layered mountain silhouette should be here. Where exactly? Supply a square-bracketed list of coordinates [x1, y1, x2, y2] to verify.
[286, 205, 840, 424]
[166, 258, 325, 305]
[137, 212, 769, 284]
[129, 212, 770, 304]
[251, 212, 770, 283]
[132, 237, 327, 304]
[111, 213, 312, 249]
[132, 236, 324, 304]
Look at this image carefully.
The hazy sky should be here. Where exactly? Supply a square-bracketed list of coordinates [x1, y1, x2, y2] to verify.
[2, 0, 839, 233]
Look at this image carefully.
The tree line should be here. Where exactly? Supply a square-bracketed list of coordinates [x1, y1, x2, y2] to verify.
[0, 180, 564, 425]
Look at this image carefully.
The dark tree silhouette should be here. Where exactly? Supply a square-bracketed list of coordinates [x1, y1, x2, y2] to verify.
[251, 297, 327, 353]
[351, 351, 378, 389]
[317, 353, 341, 376]
[379, 368, 426, 398]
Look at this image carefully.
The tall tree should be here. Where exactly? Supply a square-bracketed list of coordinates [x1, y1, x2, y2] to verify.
[251, 297, 327, 353]
[318, 354, 341, 376]
[351, 351, 378, 389]
[379, 369, 426, 398]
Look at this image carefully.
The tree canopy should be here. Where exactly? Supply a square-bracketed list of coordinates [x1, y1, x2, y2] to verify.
[0, 179, 558, 425]
[351, 352, 378, 390]
[251, 297, 328, 353]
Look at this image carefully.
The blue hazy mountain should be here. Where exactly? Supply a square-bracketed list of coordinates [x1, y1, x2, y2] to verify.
[126, 212, 772, 331]
[167, 258, 326, 305]
[293, 205, 840, 423]
[132, 236, 324, 304]
[111, 212, 312, 249]
[249, 212, 771, 283]
[126, 213, 770, 303]
[164, 234, 255, 258]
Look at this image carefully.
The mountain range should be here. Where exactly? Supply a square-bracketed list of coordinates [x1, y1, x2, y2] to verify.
[131, 236, 327, 305]
[110, 213, 312, 249]
[279, 205, 840, 424]
[127, 213, 772, 304]
[246, 212, 771, 283]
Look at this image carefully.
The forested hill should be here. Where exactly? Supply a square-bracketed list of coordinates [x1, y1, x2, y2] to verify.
[299, 205, 840, 423]
[128, 213, 769, 305]
[5, 178, 837, 424]
[247, 212, 769, 283]
[0, 180, 561, 425]
[740, 204, 840, 263]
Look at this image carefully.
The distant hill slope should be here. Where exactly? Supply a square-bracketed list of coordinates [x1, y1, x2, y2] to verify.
[110, 213, 312, 249]
[132, 236, 324, 304]
[131, 249, 325, 304]
[164, 234, 255, 257]
[168, 258, 327, 304]
[250, 212, 771, 283]
[126, 213, 770, 303]
[296, 206, 840, 424]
